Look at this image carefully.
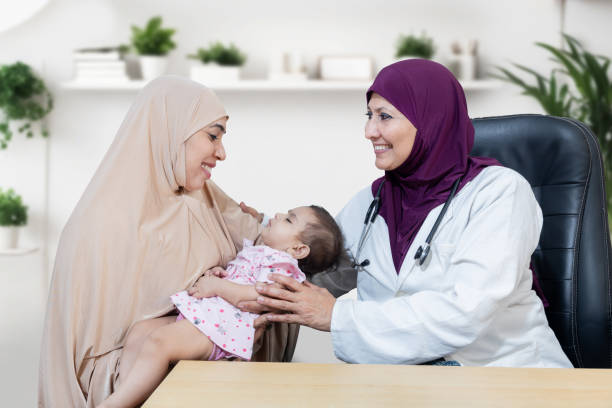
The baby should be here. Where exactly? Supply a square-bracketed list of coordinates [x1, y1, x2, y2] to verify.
[99, 205, 343, 408]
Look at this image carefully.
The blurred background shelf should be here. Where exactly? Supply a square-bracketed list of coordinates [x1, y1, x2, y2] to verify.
[61, 79, 503, 92]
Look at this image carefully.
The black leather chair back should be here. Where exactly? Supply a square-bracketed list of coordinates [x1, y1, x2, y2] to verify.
[471, 114, 612, 368]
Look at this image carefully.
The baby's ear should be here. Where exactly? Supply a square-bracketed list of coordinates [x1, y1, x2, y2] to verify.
[291, 243, 310, 260]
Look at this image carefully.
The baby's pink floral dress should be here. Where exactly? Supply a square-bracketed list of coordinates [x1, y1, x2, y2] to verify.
[171, 239, 305, 360]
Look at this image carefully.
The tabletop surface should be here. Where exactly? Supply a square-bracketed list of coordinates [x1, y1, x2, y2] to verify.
[144, 361, 612, 407]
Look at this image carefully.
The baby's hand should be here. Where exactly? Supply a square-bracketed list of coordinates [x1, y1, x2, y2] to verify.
[204, 266, 228, 278]
[240, 201, 264, 224]
[188, 275, 219, 299]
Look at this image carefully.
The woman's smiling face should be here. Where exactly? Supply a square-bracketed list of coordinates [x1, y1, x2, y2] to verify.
[365, 93, 417, 171]
[184, 117, 228, 191]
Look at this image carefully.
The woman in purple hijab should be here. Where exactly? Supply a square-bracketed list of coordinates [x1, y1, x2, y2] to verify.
[245, 59, 572, 368]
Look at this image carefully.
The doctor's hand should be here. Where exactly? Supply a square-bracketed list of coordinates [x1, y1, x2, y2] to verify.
[253, 273, 336, 332]
[237, 282, 285, 315]
[240, 282, 289, 336]
[239, 201, 264, 224]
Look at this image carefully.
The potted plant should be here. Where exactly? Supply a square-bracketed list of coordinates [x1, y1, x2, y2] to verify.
[188, 42, 247, 83]
[0, 61, 53, 149]
[130, 16, 176, 81]
[0, 188, 27, 250]
[496, 33, 612, 224]
[395, 32, 436, 60]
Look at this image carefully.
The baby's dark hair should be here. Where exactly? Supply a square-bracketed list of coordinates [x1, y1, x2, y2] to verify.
[297, 205, 344, 275]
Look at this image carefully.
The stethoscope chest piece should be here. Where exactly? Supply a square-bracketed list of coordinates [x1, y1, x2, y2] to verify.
[414, 243, 431, 266]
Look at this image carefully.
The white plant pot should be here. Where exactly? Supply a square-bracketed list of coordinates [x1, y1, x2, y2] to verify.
[139, 56, 168, 81]
[190, 64, 241, 84]
[0, 226, 19, 250]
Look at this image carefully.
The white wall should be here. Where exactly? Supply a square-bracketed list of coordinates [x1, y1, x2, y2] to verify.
[0, 253, 46, 408]
[1, 0, 611, 405]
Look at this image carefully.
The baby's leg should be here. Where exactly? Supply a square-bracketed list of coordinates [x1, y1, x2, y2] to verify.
[118, 316, 177, 386]
[100, 319, 213, 408]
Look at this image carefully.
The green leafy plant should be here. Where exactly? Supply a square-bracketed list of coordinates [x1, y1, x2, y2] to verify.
[188, 42, 247, 66]
[0, 188, 27, 226]
[0, 61, 53, 149]
[395, 33, 435, 59]
[130, 16, 176, 56]
[495, 33, 612, 220]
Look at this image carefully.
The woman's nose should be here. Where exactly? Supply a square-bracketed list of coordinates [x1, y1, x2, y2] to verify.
[365, 120, 380, 141]
[216, 143, 226, 161]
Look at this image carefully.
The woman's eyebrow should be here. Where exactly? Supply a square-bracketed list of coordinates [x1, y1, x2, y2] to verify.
[367, 105, 387, 113]
[211, 123, 226, 133]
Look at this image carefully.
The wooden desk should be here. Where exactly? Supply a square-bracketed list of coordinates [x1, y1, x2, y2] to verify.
[145, 361, 612, 407]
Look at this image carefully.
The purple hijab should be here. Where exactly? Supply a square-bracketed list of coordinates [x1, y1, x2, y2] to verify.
[368, 59, 500, 273]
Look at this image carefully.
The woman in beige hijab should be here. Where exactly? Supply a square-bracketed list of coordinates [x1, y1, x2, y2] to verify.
[38, 76, 298, 407]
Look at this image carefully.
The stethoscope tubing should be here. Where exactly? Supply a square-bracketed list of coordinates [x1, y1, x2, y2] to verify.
[354, 177, 462, 269]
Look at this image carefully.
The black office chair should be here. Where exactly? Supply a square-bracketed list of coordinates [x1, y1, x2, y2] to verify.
[314, 114, 612, 368]
[471, 114, 612, 368]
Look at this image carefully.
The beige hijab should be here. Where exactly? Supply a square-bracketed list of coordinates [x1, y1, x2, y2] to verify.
[38, 76, 299, 407]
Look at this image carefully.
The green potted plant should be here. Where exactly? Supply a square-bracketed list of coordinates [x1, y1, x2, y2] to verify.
[188, 42, 247, 83]
[496, 33, 612, 223]
[130, 16, 176, 81]
[0, 61, 53, 149]
[0, 188, 27, 249]
[395, 32, 436, 60]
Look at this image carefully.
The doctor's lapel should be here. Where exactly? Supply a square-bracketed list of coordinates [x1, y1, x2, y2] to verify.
[396, 201, 456, 291]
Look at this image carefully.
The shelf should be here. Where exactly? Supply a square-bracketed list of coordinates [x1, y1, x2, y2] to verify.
[62, 80, 147, 91]
[61, 79, 503, 92]
[0, 247, 39, 256]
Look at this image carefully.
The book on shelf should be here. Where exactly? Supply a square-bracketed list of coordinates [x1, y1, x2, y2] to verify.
[72, 48, 129, 82]
[73, 52, 121, 61]
[73, 46, 123, 61]
[73, 75, 130, 83]
[75, 61, 125, 69]
[75, 72, 129, 79]
[75, 71, 127, 79]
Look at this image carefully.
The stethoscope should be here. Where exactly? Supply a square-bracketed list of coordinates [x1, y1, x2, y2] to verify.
[353, 177, 462, 269]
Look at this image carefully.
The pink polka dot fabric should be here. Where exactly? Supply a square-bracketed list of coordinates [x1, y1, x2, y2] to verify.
[171, 239, 305, 360]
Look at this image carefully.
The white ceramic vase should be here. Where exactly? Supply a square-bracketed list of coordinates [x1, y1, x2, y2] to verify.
[190, 64, 241, 84]
[139, 56, 168, 81]
[0, 226, 18, 250]
[448, 54, 476, 81]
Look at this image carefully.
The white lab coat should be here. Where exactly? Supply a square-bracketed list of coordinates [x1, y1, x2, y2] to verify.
[331, 166, 573, 367]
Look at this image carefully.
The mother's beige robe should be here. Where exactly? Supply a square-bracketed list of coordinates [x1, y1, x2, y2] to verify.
[38, 77, 298, 407]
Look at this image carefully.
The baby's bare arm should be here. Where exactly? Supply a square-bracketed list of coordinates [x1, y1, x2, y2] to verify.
[216, 279, 259, 308]
[188, 275, 258, 308]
